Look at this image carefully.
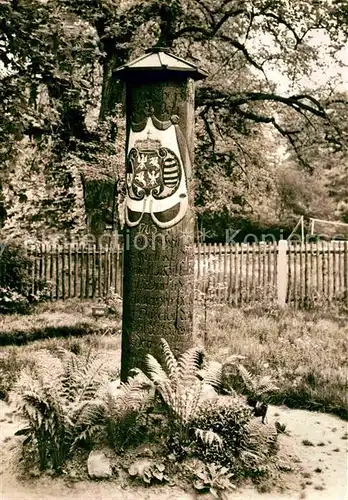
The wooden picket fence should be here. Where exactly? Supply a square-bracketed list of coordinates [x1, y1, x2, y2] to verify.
[195, 240, 348, 307]
[2, 240, 347, 308]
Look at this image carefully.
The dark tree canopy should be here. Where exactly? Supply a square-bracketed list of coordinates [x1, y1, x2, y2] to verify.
[0, 0, 347, 241]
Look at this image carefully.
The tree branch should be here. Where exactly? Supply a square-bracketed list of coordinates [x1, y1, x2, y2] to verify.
[197, 89, 328, 118]
[218, 35, 263, 71]
[234, 107, 311, 169]
[259, 12, 301, 45]
[169, 6, 248, 40]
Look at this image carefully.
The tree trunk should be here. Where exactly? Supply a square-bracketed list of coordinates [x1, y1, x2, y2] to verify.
[99, 56, 125, 121]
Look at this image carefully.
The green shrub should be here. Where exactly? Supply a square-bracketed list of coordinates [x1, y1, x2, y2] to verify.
[0, 241, 49, 314]
[238, 420, 279, 480]
[192, 397, 252, 467]
[0, 241, 32, 292]
[0, 286, 30, 314]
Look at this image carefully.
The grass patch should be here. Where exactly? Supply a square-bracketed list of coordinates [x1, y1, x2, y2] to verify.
[201, 305, 348, 420]
[0, 330, 121, 400]
[0, 299, 122, 399]
[0, 299, 121, 346]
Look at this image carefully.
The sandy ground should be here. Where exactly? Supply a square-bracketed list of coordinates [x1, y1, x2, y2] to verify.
[0, 400, 347, 500]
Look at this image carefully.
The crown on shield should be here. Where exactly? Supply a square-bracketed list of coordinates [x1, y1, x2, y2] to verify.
[135, 130, 161, 151]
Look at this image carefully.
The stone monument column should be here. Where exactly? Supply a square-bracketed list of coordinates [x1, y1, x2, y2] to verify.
[115, 47, 207, 381]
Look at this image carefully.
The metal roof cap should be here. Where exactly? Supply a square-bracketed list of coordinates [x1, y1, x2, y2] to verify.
[114, 46, 208, 80]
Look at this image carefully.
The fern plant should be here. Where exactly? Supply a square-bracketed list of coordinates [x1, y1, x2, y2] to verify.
[145, 339, 222, 444]
[12, 349, 110, 471]
[238, 365, 279, 399]
[238, 419, 279, 480]
[237, 365, 279, 424]
[97, 368, 155, 451]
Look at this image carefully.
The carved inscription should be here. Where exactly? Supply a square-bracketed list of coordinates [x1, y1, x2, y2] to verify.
[121, 214, 194, 378]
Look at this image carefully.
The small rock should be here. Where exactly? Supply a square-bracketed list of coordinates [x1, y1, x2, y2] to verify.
[29, 468, 41, 478]
[200, 384, 218, 402]
[279, 461, 293, 472]
[87, 451, 112, 479]
[302, 472, 311, 478]
[302, 439, 314, 447]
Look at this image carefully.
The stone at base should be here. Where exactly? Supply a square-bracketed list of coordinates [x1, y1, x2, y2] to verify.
[87, 450, 113, 479]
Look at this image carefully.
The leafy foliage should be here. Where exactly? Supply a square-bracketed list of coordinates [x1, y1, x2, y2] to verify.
[192, 462, 236, 499]
[128, 459, 169, 484]
[1, 0, 347, 239]
[12, 349, 110, 471]
[8, 333, 283, 489]
[0, 241, 32, 292]
[0, 287, 30, 315]
[145, 338, 221, 442]
[97, 369, 155, 451]
[238, 365, 279, 399]
[238, 420, 279, 479]
[0, 240, 49, 314]
[192, 396, 252, 467]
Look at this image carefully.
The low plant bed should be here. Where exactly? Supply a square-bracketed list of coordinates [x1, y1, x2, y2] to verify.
[5, 340, 284, 496]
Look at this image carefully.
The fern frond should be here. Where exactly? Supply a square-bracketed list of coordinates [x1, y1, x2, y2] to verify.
[238, 365, 255, 393]
[71, 424, 104, 449]
[160, 338, 178, 381]
[199, 361, 222, 389]
[104, 371, 155, 420]
[11, 348, 111, 471]
[146, 354, 170, 386]
[194, 428, 223, 450]
[181, 379, 204, 424]
[257, 376, 279, 395]
[177, 347, 202, 386]
[71, 398, 106, 426]
[258, 383, 279, 396]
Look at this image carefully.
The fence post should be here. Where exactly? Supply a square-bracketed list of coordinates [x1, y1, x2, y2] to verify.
[277, 239, 288, 306]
